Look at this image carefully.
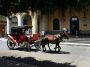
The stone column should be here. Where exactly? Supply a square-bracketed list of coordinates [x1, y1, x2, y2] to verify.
[31, 12, 37, 34]
[42, 15, 45, 31]
[17, 14, 22, 26]
[41, 15, 45, 36]
[7, 17, 12, 34]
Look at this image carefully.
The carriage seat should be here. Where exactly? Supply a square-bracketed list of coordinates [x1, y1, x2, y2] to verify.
[9, 34, 28, 42]
[31, 33, 39, 41]
[19, 34, 28, 42]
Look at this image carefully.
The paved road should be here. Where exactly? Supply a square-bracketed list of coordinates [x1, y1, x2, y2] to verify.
[0, 37, 90, 67]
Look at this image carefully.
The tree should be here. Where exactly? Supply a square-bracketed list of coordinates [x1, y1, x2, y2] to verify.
[0, 0, 90, 16]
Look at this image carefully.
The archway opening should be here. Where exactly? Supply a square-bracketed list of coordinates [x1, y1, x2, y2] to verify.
[70, 16, 79, 36]
[22, 14, 32, 26]
[12, 16, 18, 27]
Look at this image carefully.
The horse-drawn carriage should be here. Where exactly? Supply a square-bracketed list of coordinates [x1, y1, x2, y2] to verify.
[7, 25, 69, 52]
[7, 25, 41, 50]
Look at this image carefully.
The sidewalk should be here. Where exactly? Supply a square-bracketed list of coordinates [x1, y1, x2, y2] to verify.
[61, 37, 90, 46]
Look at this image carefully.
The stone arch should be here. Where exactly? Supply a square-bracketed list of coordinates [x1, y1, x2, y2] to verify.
[7, 15, 18, 34]
[22, 14, 32, 26]
[11, 16, 18, 27]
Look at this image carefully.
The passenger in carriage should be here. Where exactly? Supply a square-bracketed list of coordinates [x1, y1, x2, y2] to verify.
[25, 28, 32, 41]
[14, 29, 19, 42]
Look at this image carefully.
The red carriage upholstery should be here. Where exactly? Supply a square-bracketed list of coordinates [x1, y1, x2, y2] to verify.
[31, 33, 39, 41]
[12, 35, 17, 40]
[19, 34, 28, 42]
[10, 33, 39, 42]
[11, 34, 28, 42]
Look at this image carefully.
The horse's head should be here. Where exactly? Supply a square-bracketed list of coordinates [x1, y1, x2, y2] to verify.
[60, 31, 69, 40]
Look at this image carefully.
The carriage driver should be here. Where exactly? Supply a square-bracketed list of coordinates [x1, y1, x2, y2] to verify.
[62, 27, 68, 34]
[62, 27, 69, 39]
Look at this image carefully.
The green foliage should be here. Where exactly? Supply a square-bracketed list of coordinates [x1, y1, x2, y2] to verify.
[0, 0, 90, 16]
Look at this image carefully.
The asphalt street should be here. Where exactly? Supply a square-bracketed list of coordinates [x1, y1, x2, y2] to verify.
[0, 37, 90, 67]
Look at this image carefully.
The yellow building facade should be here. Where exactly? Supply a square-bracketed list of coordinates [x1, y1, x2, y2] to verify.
[39, 8, 90, 35]
[1, 7, 90, 36]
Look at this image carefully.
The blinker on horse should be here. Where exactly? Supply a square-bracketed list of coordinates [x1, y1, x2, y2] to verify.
[40, 31, 69, 52]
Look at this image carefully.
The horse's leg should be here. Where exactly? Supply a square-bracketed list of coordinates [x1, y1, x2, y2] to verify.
[54, 43, 58, 52]
[42, 44, 46, 52]
[43, 46, 46, 52]
[47, 43, 51, 51]
[57, 43, 61, 52]
[54, 42, 61, 52]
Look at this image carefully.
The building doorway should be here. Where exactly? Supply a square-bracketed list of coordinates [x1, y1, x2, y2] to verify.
[53, 18, 60, 30]
[70, 16, 79, 36]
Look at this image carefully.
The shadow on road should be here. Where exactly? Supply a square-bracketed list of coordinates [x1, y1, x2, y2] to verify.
[12, 48, 70, 54]
[14, 48, 39, 52]
[1, 56, 76, 67]
[45, 50, 70, 54]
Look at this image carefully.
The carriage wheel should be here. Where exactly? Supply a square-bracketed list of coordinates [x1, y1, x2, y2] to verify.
[19, 42, 26, 47]
[7, 39, 15, 50]
[34, 41, 42, 50]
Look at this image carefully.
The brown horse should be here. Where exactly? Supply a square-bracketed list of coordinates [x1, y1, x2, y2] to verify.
[40, 31, 69, 52]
